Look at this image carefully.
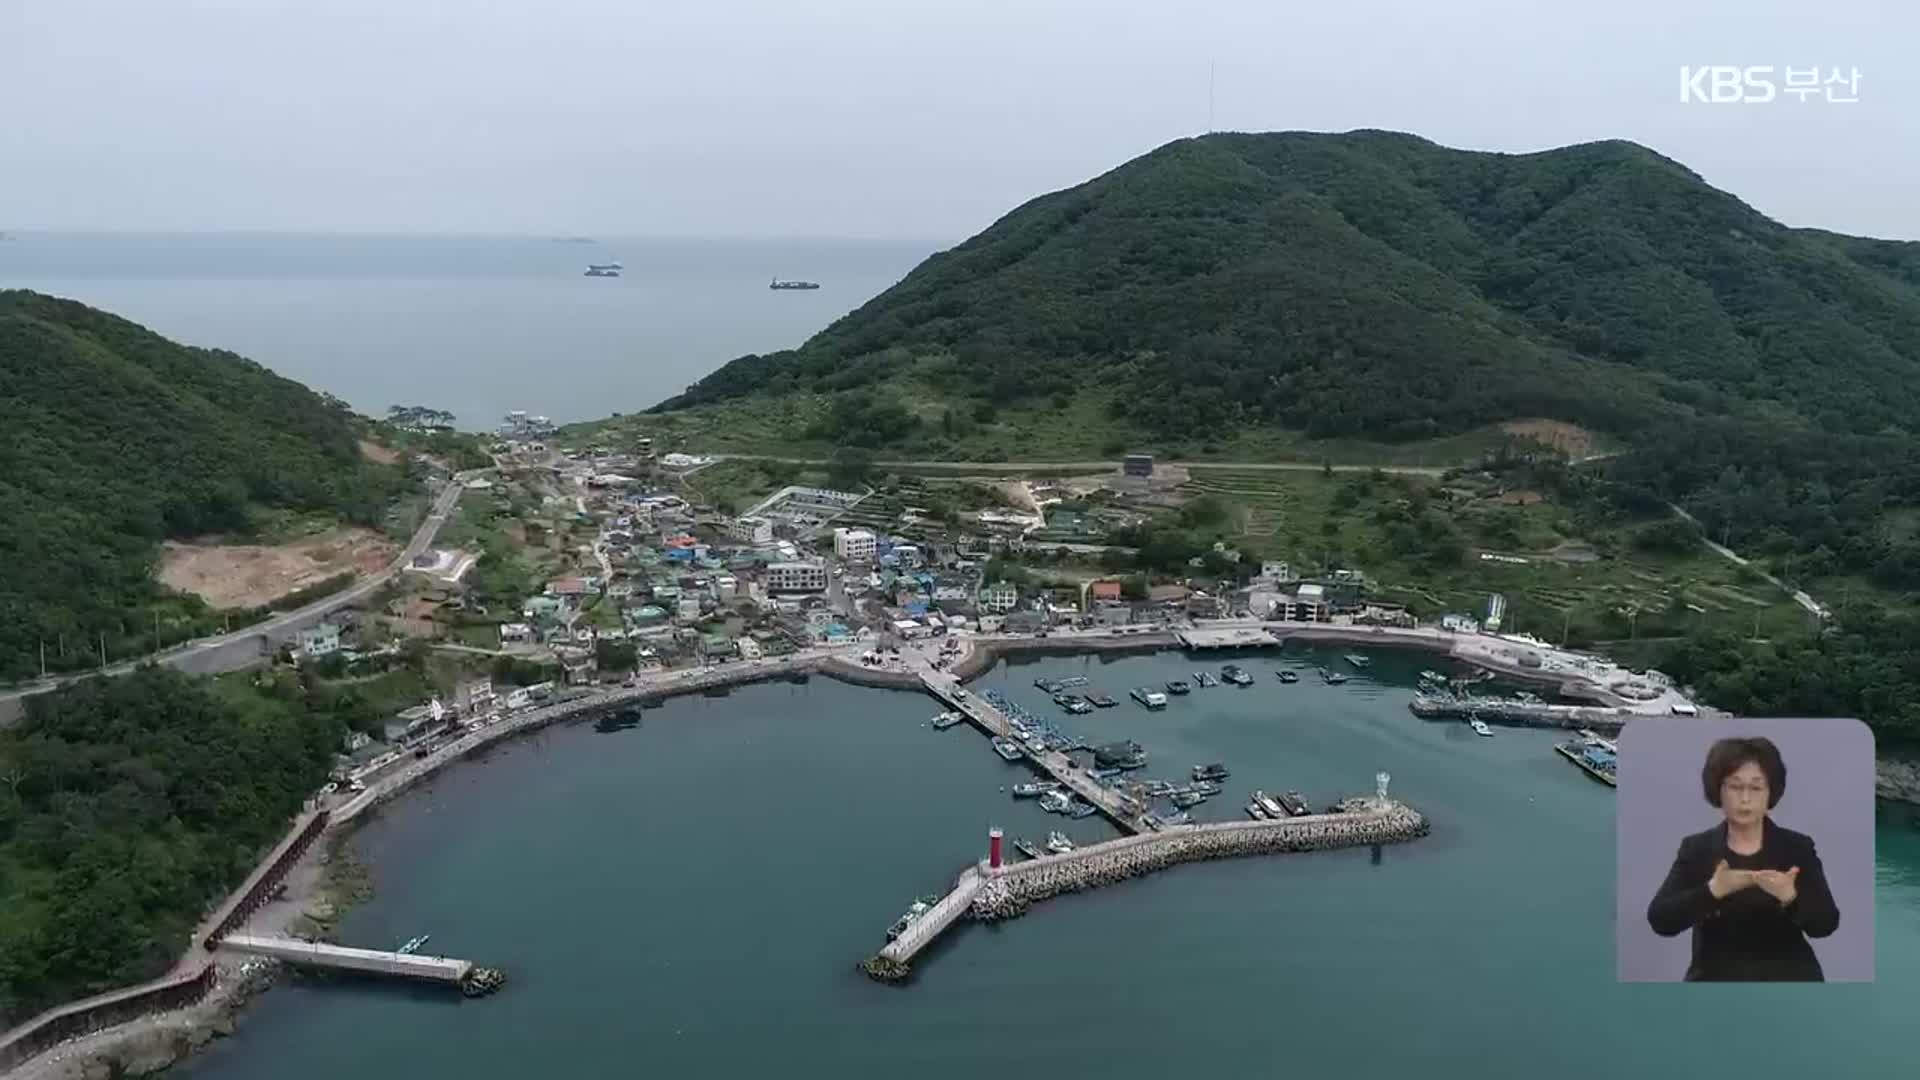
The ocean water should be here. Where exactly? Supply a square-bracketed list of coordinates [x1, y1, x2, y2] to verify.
[180, 648, 1920, 1080]
[0, 232, 931, 426]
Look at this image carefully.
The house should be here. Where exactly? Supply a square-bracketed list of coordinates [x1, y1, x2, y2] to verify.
[1088, 580, 1123, 605]
[1357, 602, 1416, 628]
[1276, 583, 1330, 622]
[499, 622, 534, 644]
[833, 527, 877, 561]
[1004, 610, 1049, 634]
[1090, 600, 1134, 627]
[767, 561, 829, 593]
[342, 731, 372, 753]
[892, 618, 928, 640]
[1185, 592, 1225, 619]
[294, 622, 342, 661]
[547, 577, 591, 598]
[730, 516, 774, 544]
[1259, 560, 1292, 584]
[932, 582, 971, 602]
[677, 595, 704, 621]
[1123, 453, 1154, 477]
[737, 637, 764, 661]
[1441, 613, 1481, 634]
[980, 581, 1020, 612]
[703, 634, 737, 659]
[1147, 584, 1191, 605]
[457, 679, 497, 718]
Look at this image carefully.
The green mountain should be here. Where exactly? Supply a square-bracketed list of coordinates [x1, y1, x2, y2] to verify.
[0, 291, 407, 681]
[650, 130, 1920, 449]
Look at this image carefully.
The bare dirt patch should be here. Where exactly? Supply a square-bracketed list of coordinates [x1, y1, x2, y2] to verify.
[159, 528, 398, 610]
[358, 439, 403, 465]
[1501, 419, 1596, 458]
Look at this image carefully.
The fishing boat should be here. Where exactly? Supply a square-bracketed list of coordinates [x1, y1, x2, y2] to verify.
[1065, 697, 1094, 714]
[1320, 667, 1349, 685]
[1193, 671, 1219, 688]
[885, 898, 936, 941]
[1038, 790, 1073, 814]
[1170, 790, 1206, 810]
[397, 934, 431, 955]
[991, 736, 1025, 761]
[1343, 653, 1371, 669]
[1165, 679, 1192, 695]
[1254, 791, 1285, 818]
[1068, 801, 1100, 819]
[1046, 831, 1075, 854]
[1419, 670, 1447, 684]
[1130, 687, 1169, 709]
[1158, 810, 1191, 827]
[1470, 718, 1494, 737]
[1192, 762, 1230, 782]
[1145, 779, 1177, 797]
[1014, 838, 1043, 859]
[1277, 669, 1300, 683]
[1278, 791, 1312, 816]
[1246, 802, 1269, 820]
[1088, 692, 1118, 708]
[1012, 781, 1059, 798]
[1220, 664, 1254, 686]
[1057, 676, 1090, 689]
[769, 278, 821, 290]
[932, 711, 966, 730]
[1190, 779, 1223, 797]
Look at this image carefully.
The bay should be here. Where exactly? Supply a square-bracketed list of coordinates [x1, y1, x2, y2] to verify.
[0, 232, 930, 426]
[182, 648, 1920, 1079]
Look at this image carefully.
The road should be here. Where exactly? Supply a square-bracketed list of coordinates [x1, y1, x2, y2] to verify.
[1669, 503, 1830, 620]
[716, 454, 1447, 477]
[0, 471, 482, 712]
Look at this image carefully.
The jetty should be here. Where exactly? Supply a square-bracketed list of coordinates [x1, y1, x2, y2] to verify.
[919, 668, 1146, 834]
[219, 935, 502, 995]
[1175, 626, 1283, 650]
[863, 791, 1428, 981]
[1408, 693, 1630, 732]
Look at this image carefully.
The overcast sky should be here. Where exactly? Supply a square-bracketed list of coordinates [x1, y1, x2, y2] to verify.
[4, 0, 1913, 242]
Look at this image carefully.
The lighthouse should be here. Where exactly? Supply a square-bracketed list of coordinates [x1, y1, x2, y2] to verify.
[988, 827, 1004, 869]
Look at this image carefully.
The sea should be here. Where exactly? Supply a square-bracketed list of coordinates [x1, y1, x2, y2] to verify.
[0, 232, 933, 426]
[180, 648, 1920, 1079]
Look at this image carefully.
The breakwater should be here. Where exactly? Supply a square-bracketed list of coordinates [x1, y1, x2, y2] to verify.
[862, 801, 1429, 981]
[1408, 694, 1630, 733]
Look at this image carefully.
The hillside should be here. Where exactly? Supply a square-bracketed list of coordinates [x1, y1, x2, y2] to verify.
[0, 291, 408, 681]
[642, 130, 1920, 452]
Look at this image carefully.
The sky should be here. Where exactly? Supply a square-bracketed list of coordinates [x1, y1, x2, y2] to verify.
[3, 0, 1915, 242]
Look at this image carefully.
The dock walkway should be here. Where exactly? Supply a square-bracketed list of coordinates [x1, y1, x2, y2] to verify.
[220, 935, 472, 985]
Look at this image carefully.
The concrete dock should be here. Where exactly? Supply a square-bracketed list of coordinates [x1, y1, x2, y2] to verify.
[919, 669, 1146, 834]
[220, 935, 472, 985]
[1175, 627, 1283, 650]
[866, 799, 1429, 980]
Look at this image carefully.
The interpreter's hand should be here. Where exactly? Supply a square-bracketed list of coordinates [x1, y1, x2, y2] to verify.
[1708, 860, 1757, 900]
[1752, 867, 1800, 905]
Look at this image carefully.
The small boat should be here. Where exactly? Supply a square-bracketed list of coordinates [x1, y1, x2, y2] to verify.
[1087, 766, 1124, 781]
[1012, 781, 1059, 798]
[1068, 801, 1099, 819]
[1039, 790, 1073, 813]
[1057, 676, 1090, 689]
[584, 263, 621, 277]
[1419, 670, 1447, 684]
[885, 898, 935, 941]
[1191, 779, 1223, 797]
[1279, 791, 1312, 816]
[1014, 838, 1043, 859]
[397, 934, 431, 955]
[991, 736, 1025, 761]
[1145, 780, 1177, 797]
[1064, 697, 1094, 714]
[1192, 762, 1230, 782]
[1277, 669, 1300, 684]
[1320, 668, 1349, 684]
[1158, 810, 1191, 826]
[1254, 791, 1285, 818]
[1220, 665, 1254, 686]
[1165, 679, 1192, 695]
[1343, 653, 1371, 669]
[1246, 802, 1270, 820]
[932, 711, 966, 730]
[1087, 693, 1118, 708]
[1034, 677, 1060, 692]
[1046, 830, 1075, 854]
[1470, 718, 1494, 737]
[1130, 687, 1169, 709]
[1193, 671, 1218, 687]
[1170, 791, 1206, 810]
[769, 278, 821, 290]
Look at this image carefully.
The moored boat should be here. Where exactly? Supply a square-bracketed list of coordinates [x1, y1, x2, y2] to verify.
[1470, 718, 1494, 737]
[932, 711, 966, 729]
[1220, 664, 1254, 686]
[1165, 679, 1192, 695]
[1254, 791, 1285, 818]
[1246, 802, 1269, 819]
[1046, 830, 1075, 854]
[1038, 790, 1073, 813]
[1012, 780, 1059, 798]
[1014, 838, 1043, 859]
[1320, 667, 1349, 684]
[1343, 653, 1371, 669]
[1193, 671, 1218, 687]
[1192, 762, 1230, 782]
[991, 736, 1025, 761]
[1278, 790, 1311, 816]
[1130, 686, 1169, 709]
[1277, 669, 1300, 683]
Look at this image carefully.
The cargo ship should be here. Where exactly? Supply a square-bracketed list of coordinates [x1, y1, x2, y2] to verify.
[770, 278, 820, 290]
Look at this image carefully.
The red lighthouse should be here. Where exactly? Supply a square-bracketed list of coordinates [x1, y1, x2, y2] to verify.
[988, 827, 1004, 869]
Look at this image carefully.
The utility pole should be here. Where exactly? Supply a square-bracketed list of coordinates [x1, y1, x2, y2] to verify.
[1562, 608, 1571, 647]
[1208, 60, 1215, 133]
[98, 633, 107, 670]
[40, 640, 46, 679]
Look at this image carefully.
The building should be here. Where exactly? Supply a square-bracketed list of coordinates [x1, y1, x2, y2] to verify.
[730, 516, 773, 544]
[1090, 600, 1134, 627]
[1485, 593, 1507, 633]
[1259, 560, 1292, 584]
[833, 527, 877, 561]
[737, 637, 764, 661]
[980, 580, 1020, 612]
[766, 561, 830, 594]
[342, 731, 372, 753]
[1441, 613, 1481, 634]
[1088, 580, 1123, 606]
[499, 622, 534, 644]
[1275, 584, 1330, 622]
[457, 679, 497, 718]
[1123, 453, 1154, 477]
[294, 623, 342, 661]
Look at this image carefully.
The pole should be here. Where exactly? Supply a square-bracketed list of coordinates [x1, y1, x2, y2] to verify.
[1208, 60, 1215, 133]
[99, 633, 107, 670]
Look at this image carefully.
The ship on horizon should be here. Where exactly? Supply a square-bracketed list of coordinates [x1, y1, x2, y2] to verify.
[769, 277, 820, 290]
[585, 262, 622, 277]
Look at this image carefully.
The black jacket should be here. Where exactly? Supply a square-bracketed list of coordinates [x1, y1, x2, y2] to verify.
[1646, 817, 1840, 981]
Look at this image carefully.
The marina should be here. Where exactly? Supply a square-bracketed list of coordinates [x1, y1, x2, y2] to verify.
[1555, 730, 1619, 786]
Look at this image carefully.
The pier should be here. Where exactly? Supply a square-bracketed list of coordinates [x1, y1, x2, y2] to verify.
[864, 797, 1429, 980]
[1408, 693, 1630, 732]
[1174, 626, 1283, 650]
[219, 935, 503, 994]
[919, 668, 1147, 834]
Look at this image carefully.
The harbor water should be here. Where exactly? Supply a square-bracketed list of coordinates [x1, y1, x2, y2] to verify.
[183, 648, 1920, 1078]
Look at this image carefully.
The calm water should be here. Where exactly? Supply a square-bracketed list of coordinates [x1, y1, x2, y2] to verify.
[182, 648, 1920, 1079]
[0, 232, 930, 425]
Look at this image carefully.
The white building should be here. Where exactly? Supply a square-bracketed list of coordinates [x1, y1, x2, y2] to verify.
[730, 516, 773, 544]
[499, 622, 534, 644]
[767, 561, 829, 593]
[834, 527, 877, 561]
[713, 575, 739, 600]
[980, 581, 1020, 612]
[677, 594, 704, 621]
[1441, 613, 1481, 634]
[1259, 560, 1292, 584]
[294, 623, 342, 660]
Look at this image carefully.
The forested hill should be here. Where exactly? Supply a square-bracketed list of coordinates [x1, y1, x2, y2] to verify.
[651, 129, 1920, 446]
[0, 291, 406, 680]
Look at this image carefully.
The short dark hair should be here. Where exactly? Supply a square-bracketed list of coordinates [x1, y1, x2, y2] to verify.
[1701, 736, 1786, 809]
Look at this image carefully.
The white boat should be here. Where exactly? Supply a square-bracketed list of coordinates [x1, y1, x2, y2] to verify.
[1046, 830, 1075, 854]
[1038, 790, 1073, 814]
[1254, 791, 1286, 818]
[1470, 718, 1494, 737]
[397, 934, 430, 955]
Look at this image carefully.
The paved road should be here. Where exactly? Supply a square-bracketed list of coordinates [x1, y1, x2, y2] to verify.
[716, 454, 1448, 477]
[1669, 503, 1830, 620]
[0, 471, 482, 712]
